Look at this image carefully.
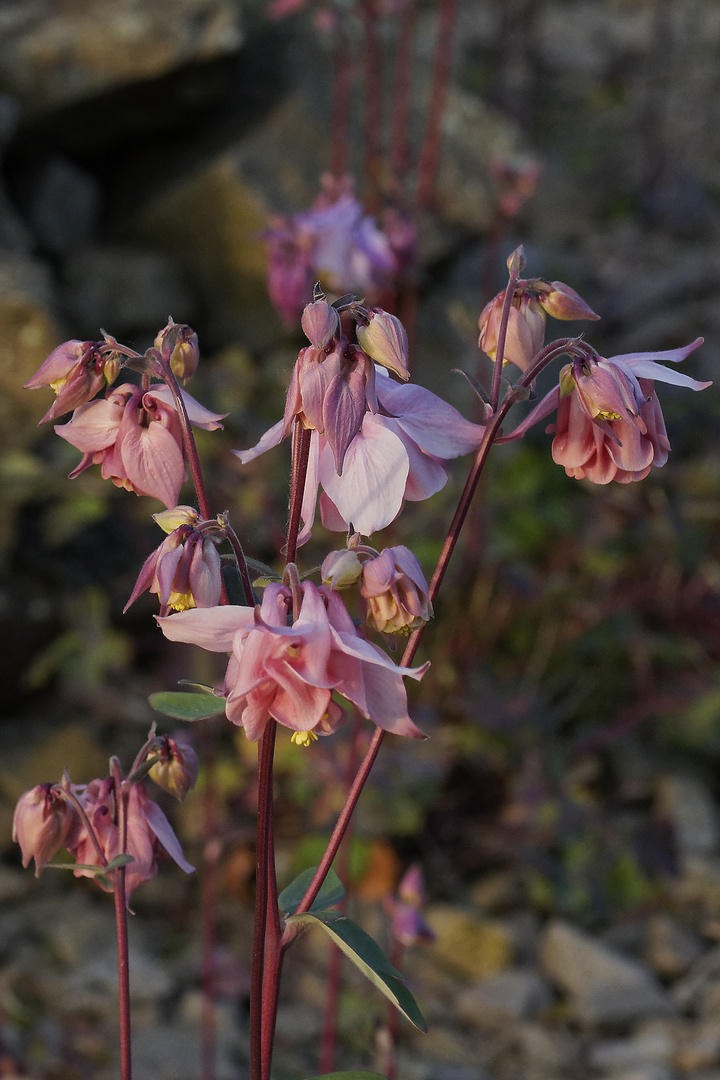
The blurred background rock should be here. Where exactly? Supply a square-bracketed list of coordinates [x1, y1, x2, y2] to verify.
[1, 0, 720, 1077]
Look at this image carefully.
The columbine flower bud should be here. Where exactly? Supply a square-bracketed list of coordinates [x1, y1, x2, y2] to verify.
[13, 784, 75, 876]
[301, 298, 340, 349]
[321, 548, 363, 589]
[356, 309, 410, 381]
[154, 505, 202, 534]
[149, 737, 199, 801]
[360, 546, 433, 635]
[478, 288, 545, 372]
[154, 321, 200, 385]
[538, 281, 599, 322]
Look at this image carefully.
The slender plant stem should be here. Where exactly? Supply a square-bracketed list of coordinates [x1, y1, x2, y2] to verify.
[223, 522, 256, 606]
[489, 254, 521, 413]
[111, 759, 132, 1080]
[201, 747, 220, 1080]
[362, 0, 383, 213]
[158, 364, 213, 521]
[286, 422, 312, 566]
[390, 0, 416, 188]
[415, 0, 458, 209]
[331, 22, 351, 182]
[250, 722, 278, 1080]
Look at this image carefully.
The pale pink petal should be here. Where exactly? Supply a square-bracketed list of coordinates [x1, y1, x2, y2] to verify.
[120, 421, 185, 507]
[376, 378, 484, 458]
[156, 605, 255, 650]
[148, 384, 226, 429]
[233, 418, 287, 465]
[54, 396, 125, 452]
[319, 418, 409, 535]
[606, 418, 655, 473]
[382, 418, 448, 501]
[143, 799, 195, 874]
[155, 544, 185, 605]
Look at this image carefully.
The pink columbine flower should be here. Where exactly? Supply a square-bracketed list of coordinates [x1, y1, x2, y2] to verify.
[67, 778, 194, 898]
[13, 784, 76, 876]
[157, 580, 428, 742]
[124, 506, 222, 613]
[236, 370, 485, 539]
[479, 278, 599, 372]
[359, 545, 433, 635]
[265, 175, 397, 325]
[24, 339, 109, 424]
[503, 339, 710, 484]
[54, 383, 225, 507]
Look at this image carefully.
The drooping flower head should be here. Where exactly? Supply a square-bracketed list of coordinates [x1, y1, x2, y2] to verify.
[502, 339, 710, 484]
[13, 783, 76, 876]
[54, 383, 225, 507]
[24, 339, 114, 424]
[124, 506, 222, 613]
[157, 580, 428, 743]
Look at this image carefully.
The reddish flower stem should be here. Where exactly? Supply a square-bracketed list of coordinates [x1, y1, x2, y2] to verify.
[249, 721, 279, 1080]
[415, 0, 458, 209]
[285, 422, 312, 566]
[111, 758, 132, 1080]
[390, 0, 416, 188]
[489, 255, 521, 413]
[362, 0, 383, 213]
[201, 748, 220, 1080]
[157, 364, 213, 522]
[330, 23, 351, 182]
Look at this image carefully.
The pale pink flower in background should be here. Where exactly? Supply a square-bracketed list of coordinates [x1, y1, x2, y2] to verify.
[67, 778, 194, 898]
[502, 338, 710, 484]
[157, 580, 428, 741]
[236, 371, 485, 539]
[54, 383, 225, 507]
[13, 784, 76, 876]
[124, 506, 222, 613]
[265, 176, 397, 324]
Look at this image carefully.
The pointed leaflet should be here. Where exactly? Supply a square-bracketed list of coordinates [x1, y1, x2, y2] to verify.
[278, 866, 345, 914]
[286, 910, 427, 1031]
[149, 691, 227, 721]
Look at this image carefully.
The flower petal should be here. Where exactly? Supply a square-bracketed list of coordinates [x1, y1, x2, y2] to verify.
[318, 418, 409, 535]
[156, 606, 255, 650]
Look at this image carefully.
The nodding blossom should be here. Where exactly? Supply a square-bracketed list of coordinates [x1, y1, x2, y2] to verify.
[24, 339, 110, 424]
[265, 175, 397, 324]
[478, 278, 599, 372]
[157, 580, 428, 742]
[504, 339, 710, 484]
[359, 545, 433, 635]
[66, 778, 194, 898]
[13, 784, 75, 876]
[54, 383, 225, 507]
[124, 506, 222, 613]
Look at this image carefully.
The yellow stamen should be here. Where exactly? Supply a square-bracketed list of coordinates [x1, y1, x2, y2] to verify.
[168, 592, 196, 612]
[291, 730, 318, 747]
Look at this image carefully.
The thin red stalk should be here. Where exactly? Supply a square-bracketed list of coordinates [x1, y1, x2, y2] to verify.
[224, 523, 256, 606]
[390, 0, 416, 187]
[331, 23, 351, 182]
[260, 790, 282, 1080]
[112, 759, 132, 1080]
[249, 722, 278, 1080]
[285, 422, 312, 566]
[363, 0, 383, 212]
[415, 0, 458, 209]
[201, 749, 219, 1080]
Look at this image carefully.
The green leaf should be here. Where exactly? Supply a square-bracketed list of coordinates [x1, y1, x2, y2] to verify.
[177, 681, 219, 695]
[287, 911, 427, 1031]
[149, 691, 227, 721]
[278, 866, 345, 915]
[105, 854, 136, 871]
[303, 1073, 389, 1080]
[244, 557, 282, 581]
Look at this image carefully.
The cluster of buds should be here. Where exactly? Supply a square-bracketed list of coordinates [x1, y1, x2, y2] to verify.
[283, 293, 409, 474]
[13, 734, 197, 898]
[322, 541, 433, 636]
[478, 276, 599, 372]
[124, 506, 223, 613]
